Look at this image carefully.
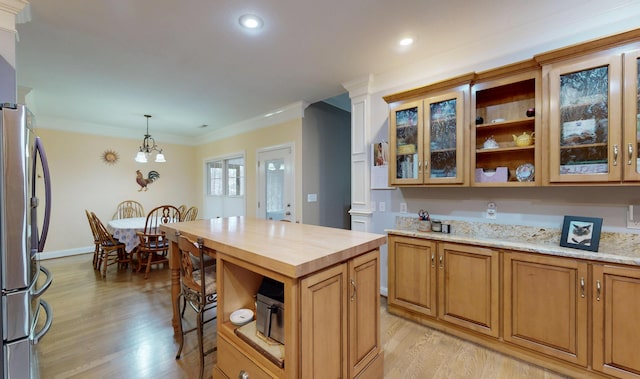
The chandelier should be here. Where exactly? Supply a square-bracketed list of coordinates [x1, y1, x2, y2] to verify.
[135, 114, 166, 163]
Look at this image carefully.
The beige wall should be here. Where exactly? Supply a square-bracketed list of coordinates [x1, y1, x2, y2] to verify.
[195, 118, 303, 221]
[35, 128, 198, 255]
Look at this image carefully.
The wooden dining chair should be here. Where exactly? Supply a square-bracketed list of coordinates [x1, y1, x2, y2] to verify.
[182, 206, 198, 222]
[175, 234, 217, 379]
[136, 205, 181, 279]
[177, 204, 187, 219]
[85, 210, 102, 270]
[92, 212, 130, 278]
[112, 200, 145, 220]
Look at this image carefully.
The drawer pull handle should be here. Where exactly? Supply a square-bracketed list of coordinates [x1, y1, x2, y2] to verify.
[431, 253, 435, 268]
[439, 255, 443, 269]
[596, 280, 601, 301]
[350, 278, 357, 301]
[613, 144, 619, 166]
[629, 143, 634, 165]
[239, 370, 249, 379]
[580, 277, 585, 298]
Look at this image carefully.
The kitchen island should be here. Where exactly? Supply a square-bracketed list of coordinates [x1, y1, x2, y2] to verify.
[160, 217, 386, 379]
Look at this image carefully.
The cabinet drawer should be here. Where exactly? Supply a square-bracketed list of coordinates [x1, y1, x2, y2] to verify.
[217, 336, 272, 379]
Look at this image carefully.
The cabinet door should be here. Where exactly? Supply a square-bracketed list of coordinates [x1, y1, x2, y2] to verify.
[387, 236, 437, 317]
[301, 263, 348, 379]
[593, 264, 640, 378]
[547, 54, 622, 183]
[437, 243, 499, 337]
[623, 49, 640, 182]
[389, 101, 423, 185]
[503, 252, 588, 366]
[424, 90, 467, 184]
[348, 250, 381, 378]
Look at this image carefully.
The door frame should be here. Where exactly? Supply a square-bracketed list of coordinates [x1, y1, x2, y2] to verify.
[256, 143, 296, 221]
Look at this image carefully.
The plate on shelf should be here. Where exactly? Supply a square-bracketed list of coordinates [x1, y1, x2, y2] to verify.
[230, 308, 254, 326]
[515, 163, 535, 182]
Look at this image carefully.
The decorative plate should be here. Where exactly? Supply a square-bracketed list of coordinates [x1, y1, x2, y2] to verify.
[515, 163, 535, 182]
[102, 149, 119, 165]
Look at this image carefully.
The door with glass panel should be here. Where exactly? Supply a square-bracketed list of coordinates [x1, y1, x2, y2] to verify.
[424, 91, 466, 184]
[257, 145, 294, 221]
[389, 101, 423, 185]
[547, 54, 622, 183]
[623, 49, 640, 181]
[203, 155, 245, 219]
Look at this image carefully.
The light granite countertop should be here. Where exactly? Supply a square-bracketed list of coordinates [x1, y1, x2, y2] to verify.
[387, 217, 640, 267]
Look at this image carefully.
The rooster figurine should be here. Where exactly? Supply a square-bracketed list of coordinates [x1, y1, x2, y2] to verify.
[136, 170, 160, 191]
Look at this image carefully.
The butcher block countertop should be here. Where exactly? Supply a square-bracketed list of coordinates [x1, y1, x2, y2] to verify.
[160, 217, 386, 278]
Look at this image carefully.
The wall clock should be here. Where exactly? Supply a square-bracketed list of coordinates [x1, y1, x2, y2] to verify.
[102, 149, 119, 165]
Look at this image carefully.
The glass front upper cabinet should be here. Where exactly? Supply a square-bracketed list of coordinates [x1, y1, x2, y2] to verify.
[389, 101, 423, 184]
[424, 91, 466, 184]
[623, 49, 640, 182]
[547, 54, 622, 183]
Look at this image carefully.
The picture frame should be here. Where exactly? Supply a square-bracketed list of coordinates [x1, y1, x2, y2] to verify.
[559, 215, 603, 252]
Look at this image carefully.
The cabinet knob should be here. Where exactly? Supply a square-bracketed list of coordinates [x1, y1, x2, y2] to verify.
[239, 370, 249, 379]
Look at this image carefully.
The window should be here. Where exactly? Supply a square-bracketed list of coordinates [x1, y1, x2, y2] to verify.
[207, 155, 245, 197]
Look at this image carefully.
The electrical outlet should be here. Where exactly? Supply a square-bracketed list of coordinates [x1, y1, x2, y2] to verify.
[379, 202, 386, 212]
[627, 205, 640, 229]
[400, 203, 407, 213]
[486, 202, 497, 220]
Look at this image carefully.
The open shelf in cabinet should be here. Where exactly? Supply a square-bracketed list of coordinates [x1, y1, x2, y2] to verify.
[473, 75, 538, 186]
[219, 259, 287, 376]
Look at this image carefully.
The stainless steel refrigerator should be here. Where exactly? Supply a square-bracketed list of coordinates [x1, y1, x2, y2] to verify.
[1, 104, 53, 378]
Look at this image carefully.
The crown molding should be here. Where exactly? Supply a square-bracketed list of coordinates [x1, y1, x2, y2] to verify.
[199, 101, 309, 144]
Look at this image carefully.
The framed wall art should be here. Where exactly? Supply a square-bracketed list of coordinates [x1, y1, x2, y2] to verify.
[560, 215, 603, 252]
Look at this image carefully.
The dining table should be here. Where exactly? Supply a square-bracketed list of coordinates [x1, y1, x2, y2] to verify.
[107, 217, 147, 254]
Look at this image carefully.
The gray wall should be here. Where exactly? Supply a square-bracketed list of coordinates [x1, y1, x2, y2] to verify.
[302, 101, 351, 228]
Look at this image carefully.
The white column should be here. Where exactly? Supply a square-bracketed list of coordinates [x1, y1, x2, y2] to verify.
[344, 75, 375, 232]
[0, 0, 28, 103]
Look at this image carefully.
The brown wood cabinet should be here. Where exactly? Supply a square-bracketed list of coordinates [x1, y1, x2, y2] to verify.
[593, 264, 640, 379]
[387, 232, 640, 379]
[384, 75, 472, 186]
[472, 62, 541, 186]
[503, 251, 588, 366]
[387, 236, 499, 337]
[300, 250, 382, 379]
[536, 30, 640, 185]
[387, 236, 437, 317]
[438, 242, 500, 337]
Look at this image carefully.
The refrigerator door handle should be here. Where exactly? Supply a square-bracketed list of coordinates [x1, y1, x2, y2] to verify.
[32, 136, 52, 252]
[32, 265, 52, 299]
[32, 299, 52, 344]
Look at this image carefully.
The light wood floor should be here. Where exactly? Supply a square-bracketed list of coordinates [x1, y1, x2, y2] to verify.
[36, 254, 567, 379]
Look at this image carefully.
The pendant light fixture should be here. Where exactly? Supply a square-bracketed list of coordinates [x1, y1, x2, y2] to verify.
[135, 114, 166, 163]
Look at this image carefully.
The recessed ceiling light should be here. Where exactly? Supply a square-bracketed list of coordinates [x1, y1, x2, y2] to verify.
[399, 37, 414, 47]
[239, 14, 263, 29]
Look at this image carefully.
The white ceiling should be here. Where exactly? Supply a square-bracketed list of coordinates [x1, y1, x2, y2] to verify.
[14, 0, 640, 143]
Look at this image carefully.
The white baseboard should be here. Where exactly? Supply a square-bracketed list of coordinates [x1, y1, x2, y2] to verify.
[37, 246, 93, 260]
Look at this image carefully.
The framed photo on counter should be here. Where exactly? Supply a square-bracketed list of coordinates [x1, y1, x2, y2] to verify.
[560, 215, 602, 252]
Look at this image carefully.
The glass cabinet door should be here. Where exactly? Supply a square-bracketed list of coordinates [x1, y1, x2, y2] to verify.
[623, 49, 640, 182]
[389, 101, 423, 184]
[548, 55, 622, 183]
[424, 91, 465, 184]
